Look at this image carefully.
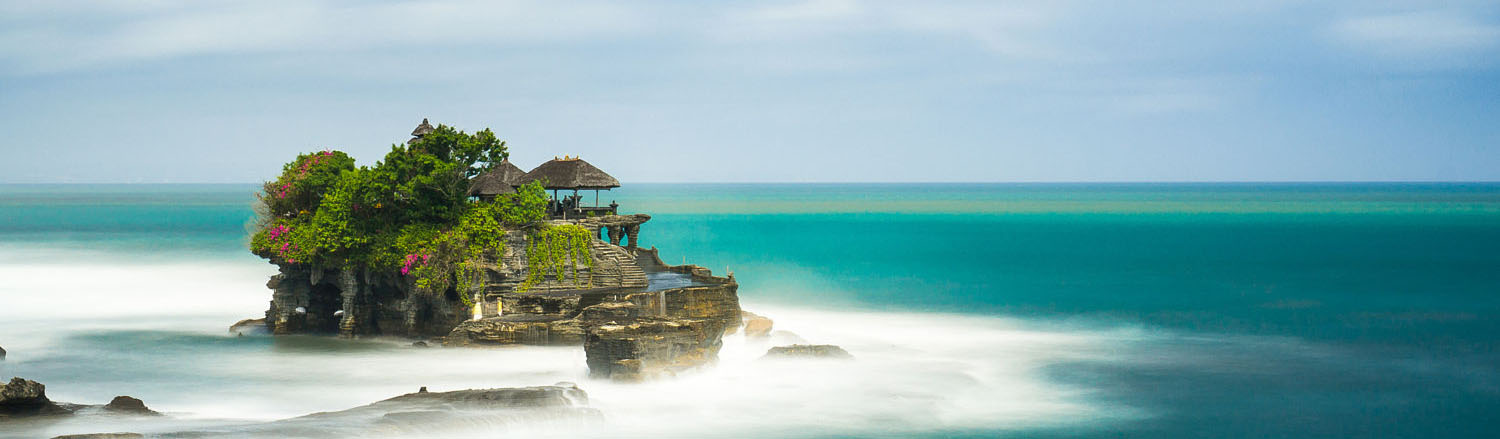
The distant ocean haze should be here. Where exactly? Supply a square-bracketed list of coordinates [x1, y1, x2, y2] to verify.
[0, 182, 1497, 438]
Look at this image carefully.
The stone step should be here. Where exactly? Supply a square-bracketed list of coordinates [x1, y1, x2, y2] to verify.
[590, 240, 646, 289]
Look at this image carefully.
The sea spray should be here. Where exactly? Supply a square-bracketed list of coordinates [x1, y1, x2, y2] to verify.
[0, 249, 1147, 437]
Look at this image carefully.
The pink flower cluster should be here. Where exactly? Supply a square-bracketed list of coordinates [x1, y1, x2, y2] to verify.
[275, 151, 334, 199]
[401, 253, 432, 276]
[296, 150, 336, 176]
[263, 223, 300, 263]
[266, 224, 290, 240]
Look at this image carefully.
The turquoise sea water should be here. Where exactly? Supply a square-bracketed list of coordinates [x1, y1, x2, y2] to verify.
[1, 183, 1498, 438]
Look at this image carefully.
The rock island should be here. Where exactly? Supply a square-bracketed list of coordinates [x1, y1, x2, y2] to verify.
[248, 119, 743, 380]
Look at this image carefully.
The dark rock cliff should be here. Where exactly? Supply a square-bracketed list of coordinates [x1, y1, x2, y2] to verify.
[265, 264, 466, 338]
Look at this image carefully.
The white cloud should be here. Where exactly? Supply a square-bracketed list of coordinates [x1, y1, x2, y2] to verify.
[1331, 10, 1500, 66]
[745, 0, 862, 22]
[718, 0, 1073, 61]
[0, 0, 655, 74]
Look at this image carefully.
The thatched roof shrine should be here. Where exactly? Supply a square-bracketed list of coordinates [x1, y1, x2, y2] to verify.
[522, 157, 621, 190]
[467, 159, 527, 198]
[411, 118, 435, 136]
[408, 118, 435, 144]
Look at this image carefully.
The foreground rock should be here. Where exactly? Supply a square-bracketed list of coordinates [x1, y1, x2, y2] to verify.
[762, 344, 853, 360]
[177, 384, 599, 438]
[1, 377, 48, 407]
[0, 377, 72, 418]
[22, 382, 596, 438]
[2, 378, 163, 425]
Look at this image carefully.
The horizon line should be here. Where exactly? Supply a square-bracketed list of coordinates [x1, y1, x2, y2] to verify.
[3, 180, 1500, 185]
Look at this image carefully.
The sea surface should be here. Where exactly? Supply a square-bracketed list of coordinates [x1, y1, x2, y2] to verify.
[1, 183, 1498, 438]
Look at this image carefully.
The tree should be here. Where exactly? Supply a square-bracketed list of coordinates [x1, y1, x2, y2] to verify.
[249, 122, 544, 285]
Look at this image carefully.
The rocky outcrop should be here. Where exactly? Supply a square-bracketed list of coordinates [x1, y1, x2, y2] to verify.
[473, 231, 648, 313]
[570, 214, 651, 249]
[103, 396, 159, 416]
[263, 222, 660, 340]
[741, 310, 773, 337]
[38, 385, 597, 438]
[616, 277, 741, 331]
[264, 264, 468, 339]
[585, 317, 729, 381]
[0, 377, 71, 417]
[229, 318, 268, 336]
[2, 377, 166, 423]
[448, 261, 741, 380]
[52, 434, 144, 439]
[257, 211, 745, 382]
[0, 345, 6, 360]
[763, 344, 853, 360]
[1, 377, 47, 406]
[447, 263, 740, 344]
[180, 384, 598, 437]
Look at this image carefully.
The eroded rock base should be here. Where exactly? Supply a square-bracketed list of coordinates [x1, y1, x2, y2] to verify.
[585, 318, 729, 381]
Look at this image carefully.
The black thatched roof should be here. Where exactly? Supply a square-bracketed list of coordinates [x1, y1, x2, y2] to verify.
[466, 160, 527, 197]
[411, 118, 435, 137]
[467, 172, 515, 197]
[522, 157, 620, 190]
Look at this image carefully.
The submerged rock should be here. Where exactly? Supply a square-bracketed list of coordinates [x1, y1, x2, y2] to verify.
[179, 384, 599, 437]
[741, 311, 773, 338]
[103, 396, 159, 416]
[762, 344, 853, 360]
[229, 318, 269, 336]
[768, 330, 808, 345]
[51, 433, 143, 439]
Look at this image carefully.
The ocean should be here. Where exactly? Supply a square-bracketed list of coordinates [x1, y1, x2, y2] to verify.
[1, 183, 1497, 438]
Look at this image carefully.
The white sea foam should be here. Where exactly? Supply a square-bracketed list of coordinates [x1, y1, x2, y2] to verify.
[0, 254, 1151, 438]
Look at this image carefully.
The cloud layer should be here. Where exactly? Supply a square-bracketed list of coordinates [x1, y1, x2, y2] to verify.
[1, 0, 1497, 182]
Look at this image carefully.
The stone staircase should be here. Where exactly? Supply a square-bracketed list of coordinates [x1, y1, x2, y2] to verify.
[589, 239, 647, 290]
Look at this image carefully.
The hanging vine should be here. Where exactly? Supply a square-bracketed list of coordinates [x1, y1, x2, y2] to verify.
[517, 225, 593, 292]
[401, 200, 512, 308]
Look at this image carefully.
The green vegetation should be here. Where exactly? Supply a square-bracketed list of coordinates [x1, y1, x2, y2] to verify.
[249, 124, 571, 304]
[519, 225, 594, 292]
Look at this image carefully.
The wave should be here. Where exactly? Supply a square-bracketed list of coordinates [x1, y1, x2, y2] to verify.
[0, 255, 1150, 438]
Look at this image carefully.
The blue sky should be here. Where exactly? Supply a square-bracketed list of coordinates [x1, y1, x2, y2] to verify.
[1, 1, 1497, 183]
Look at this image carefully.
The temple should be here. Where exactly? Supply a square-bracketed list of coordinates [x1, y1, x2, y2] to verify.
[470, 155, 622, 219]
[258, 119, 743, 380]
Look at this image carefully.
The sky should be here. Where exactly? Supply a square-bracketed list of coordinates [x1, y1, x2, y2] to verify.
[0, 0, 1497, 183]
